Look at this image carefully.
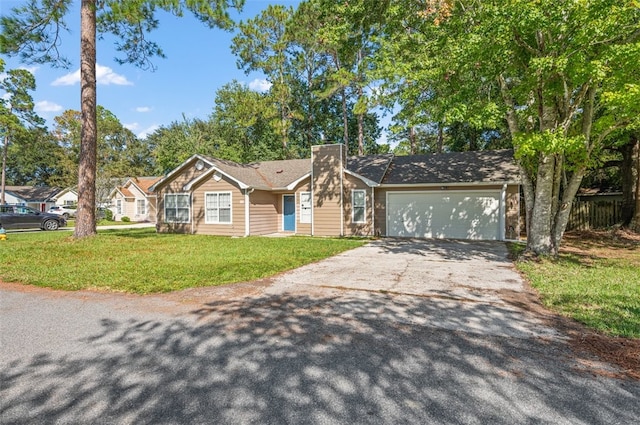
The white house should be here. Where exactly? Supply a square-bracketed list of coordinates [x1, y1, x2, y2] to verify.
[109, 177, 161, 222]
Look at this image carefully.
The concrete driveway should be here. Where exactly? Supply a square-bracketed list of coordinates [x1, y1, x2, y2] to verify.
[1, 239, 638, 424]
[267, 239, 558, 339]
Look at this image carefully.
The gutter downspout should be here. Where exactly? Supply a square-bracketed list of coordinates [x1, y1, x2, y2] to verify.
[310, 151, 315, 236]
[244, 188, 254, 237]
[371, 186, 375, 237]
[191, 193, 194, 235]
[500, 183, 507, 241]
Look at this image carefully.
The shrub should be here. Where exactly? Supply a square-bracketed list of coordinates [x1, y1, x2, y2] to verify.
[121, 216, 131, 222]
[104, 209, 113, 221]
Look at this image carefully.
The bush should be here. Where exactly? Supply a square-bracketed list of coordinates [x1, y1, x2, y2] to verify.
[121, 216, 131, 222]
[103, 209, 113, 221]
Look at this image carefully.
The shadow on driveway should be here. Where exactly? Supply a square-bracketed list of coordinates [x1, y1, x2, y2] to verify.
[2, 292, 638, 424]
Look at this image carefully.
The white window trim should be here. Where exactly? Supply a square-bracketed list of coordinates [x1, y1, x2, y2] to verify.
[352, 189, 366, 224]
[299, 191, 312, 224]
[136, 199, 146, 215]
[164, 193, 190, 224]
[204, 191, 233, 225]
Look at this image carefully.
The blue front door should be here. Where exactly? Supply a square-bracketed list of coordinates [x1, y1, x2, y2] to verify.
[283, 195, 296, 231]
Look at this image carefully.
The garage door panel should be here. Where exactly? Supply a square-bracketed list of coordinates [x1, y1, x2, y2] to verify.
[387, 192, 501, 240]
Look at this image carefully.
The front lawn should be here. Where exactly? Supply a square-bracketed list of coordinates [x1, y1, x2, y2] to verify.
[514, 231, 640, 338]
[0, 228, 366, 293]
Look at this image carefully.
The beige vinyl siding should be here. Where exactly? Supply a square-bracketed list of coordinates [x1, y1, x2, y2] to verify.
[156, 161, 219, 233]
[249, 190, 278, 235]
[312, 144, 345, 236]
[375, 184, 520, 238]
[293, 180, 312, 235]
[146, 197, 158, 224]
[192, 177, 245, 236]
[343, 174, 372, 236]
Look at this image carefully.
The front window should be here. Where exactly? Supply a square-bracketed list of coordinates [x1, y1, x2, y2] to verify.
[165, 193, 190, 223]
[352, 190, 366, 223]
[299, 192, 311, 223]
[137, 199, 146, 215]
[116, 199, 122, 215]
[205, 192, 232, 224]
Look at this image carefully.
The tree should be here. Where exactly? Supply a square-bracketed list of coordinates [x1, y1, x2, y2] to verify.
[376, 0, 640, 255]
[232, 5, 296, 153]
[148, 116, 222, 174]
[1, 0, 244, 238]
[210, 81, 282, 163]
[6, 126, 69, 187]
[0, 60, 43, 203]
[53, 106, 154, 179]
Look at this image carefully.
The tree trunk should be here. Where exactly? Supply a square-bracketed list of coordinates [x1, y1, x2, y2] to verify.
[409, 126, 416, 155]
[341, 87, 348, 149]
[1, 133, 8, 205]
[436, 124, 443, 154]
[630, 137, 640, 232]
[620, 135, 638, 225]
[528, 153, 555, 255]
[552, 167, 586, 255]
[75, 0, 97, 238]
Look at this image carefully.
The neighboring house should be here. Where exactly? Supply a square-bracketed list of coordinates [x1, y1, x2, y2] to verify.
[1, 186, 62, 212]
[109, 177, 162, 222]
[151, 144, 522, 241]
[52, 187, 78, 206]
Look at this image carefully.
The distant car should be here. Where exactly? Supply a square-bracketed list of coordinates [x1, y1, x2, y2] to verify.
[96, 207, 108, 220]
[0, 205, 67, 231]
[47, 205, 77, 219]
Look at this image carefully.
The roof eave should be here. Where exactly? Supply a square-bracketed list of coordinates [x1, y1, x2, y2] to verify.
[149, 154, 214, 192]
[182, 166, 249, 191]
[344, 169, 380, 187]
[285, 173, 311, 190]
[379, 180, 520, 188]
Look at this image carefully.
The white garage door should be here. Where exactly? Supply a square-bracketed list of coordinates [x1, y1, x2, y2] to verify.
[387, 191, 502, 240]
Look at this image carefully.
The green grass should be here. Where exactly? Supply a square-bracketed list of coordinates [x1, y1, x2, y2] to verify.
[514, 243, 640, 338]
[0, 228, 366, 294]
[65, 219, 136, 227]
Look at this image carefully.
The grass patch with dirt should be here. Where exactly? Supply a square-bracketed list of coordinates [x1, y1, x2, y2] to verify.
[514, 230, 640, 339]
[0, 228, 366, 294]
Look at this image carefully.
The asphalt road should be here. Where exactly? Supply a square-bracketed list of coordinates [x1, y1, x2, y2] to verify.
[1, 240, 639, 424]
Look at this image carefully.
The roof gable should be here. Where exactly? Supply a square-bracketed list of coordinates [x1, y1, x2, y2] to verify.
[4, 185, 62, 202]
[345, 154, 394, 184]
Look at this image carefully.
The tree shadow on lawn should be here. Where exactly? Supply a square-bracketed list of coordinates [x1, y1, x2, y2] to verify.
[2, 293, 639, 425]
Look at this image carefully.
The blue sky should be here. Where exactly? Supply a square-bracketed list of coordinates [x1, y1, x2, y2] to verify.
[1, 0, 301, 139]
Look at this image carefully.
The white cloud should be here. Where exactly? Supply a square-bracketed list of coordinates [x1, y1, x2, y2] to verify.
[19, 65, 39, 75]
[35, 100, 63, 113]
[135, 106, 151, 113]
[248, 78, 272, 92]
[52, 64, 132, 86]
[124, 122, 139, 131]
[137, 124, 159, 139]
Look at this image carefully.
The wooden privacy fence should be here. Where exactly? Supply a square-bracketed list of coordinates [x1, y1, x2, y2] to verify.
[566, 199, 624, 230]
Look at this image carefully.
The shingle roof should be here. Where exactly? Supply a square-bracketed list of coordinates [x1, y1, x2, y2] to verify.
[381, 149, 518, 185]
[4, 185, 62, 202]
[130, 177, 162, 195]
[202, 156, 310, 190]
[118, 187, 134, 198]
[346, 154, 394, 184]
[167, 148, 518, 192]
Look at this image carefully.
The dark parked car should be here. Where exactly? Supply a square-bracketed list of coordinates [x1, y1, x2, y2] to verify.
[0, 205, 67, 231]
